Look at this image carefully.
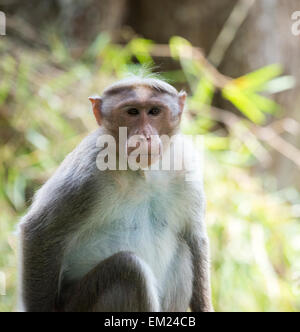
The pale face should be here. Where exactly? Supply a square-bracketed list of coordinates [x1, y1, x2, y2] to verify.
[101, 86, 184, 167]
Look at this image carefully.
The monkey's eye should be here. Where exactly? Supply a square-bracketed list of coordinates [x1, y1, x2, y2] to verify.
[148, 108, 161, 116]
[127, 108, 139, 116]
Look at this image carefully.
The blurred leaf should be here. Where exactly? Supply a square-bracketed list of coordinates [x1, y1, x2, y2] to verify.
[222, 84, 266, 124]
[246, 93, 280, 114]
[0, 56, 16, 105]
[233, 64, 282, 92]
[100, 44, 131, 75]
[26, 129, 50, 151]
[192, 75, 215, 107]
[0, 80, 11, 106]
[182, 113, 214, 135]
[85, 33, 111, 59]
[161, 70, 186, 83]
[169, 36, 193, 59]
[47, 32, 70, 64]
[264, 76, 296, 94]
[205, 136, 230, 150]
[169, 36, 203, 89]
[128, 38, 154, 65]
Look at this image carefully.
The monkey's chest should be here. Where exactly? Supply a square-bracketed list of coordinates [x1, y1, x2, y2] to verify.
[62, 194, 183, 290]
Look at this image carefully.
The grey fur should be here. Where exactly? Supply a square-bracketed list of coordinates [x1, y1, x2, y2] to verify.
[59, 251, 160, 312]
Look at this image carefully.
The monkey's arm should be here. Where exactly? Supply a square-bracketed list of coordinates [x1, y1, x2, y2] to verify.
[183, 182, 213, 312]
[20, 217, 64, 312]
[19, 130, 101, 312]
[186, 229, 214, 312]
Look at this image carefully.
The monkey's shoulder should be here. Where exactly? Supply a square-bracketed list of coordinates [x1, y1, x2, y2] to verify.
[20, 130, 103, 232]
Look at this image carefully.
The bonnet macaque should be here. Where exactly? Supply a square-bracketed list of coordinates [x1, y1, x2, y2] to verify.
[19, 76, 213, 312]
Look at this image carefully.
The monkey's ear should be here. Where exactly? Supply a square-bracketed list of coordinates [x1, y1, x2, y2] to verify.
[89, 96, 102, 126]
[178, 91, 187, 115]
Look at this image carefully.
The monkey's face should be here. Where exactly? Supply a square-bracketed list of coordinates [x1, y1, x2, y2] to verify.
[103, 86, 185, 166]
[90, 83, 186, 167]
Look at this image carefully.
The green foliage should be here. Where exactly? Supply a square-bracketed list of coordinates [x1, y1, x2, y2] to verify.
[170, 36, 294, 125]
[222, 65, 283, 124]
[0, 34, 299, 312]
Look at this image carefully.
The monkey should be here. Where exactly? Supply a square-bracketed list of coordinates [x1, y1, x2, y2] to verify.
[18, 75, 213, 312]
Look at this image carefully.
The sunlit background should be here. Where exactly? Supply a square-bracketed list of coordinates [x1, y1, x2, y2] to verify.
[1, 0, 300, 312]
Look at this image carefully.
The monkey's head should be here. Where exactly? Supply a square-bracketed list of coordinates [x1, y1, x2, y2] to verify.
[89, 76, 186, 167]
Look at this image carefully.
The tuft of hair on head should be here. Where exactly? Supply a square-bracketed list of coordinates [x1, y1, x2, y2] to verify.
[102, 71, 179, 98]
